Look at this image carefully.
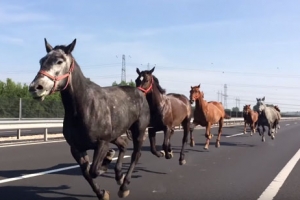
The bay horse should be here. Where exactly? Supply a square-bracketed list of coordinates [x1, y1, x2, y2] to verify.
[189, 85, 231, 150]
[135, 67, 192, 165]
[255, 97, 279, 142]
[28, 38, 150, 200]
[243, 104, 258, 136]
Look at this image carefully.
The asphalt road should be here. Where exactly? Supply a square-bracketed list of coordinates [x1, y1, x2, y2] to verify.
[0, 120, 299, 200]
[0, 128, 62, 137]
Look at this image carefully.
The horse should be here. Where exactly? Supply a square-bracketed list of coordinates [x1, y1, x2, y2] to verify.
[243, 104, 258, 136]
[189, 84, 231, 150]
[28, 38, 150, 200]
[135, 67, 192, 165]
[274, 105, 281, 129]
[255, 97, 279, 142]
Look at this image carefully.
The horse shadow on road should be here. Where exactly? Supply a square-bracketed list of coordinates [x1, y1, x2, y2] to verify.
[0, 184, 94, 200]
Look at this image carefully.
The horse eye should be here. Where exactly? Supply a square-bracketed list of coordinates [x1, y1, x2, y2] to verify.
[57, 60, 63, 65]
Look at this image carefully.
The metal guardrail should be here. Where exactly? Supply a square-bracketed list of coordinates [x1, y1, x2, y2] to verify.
[0, 117, 299, 142]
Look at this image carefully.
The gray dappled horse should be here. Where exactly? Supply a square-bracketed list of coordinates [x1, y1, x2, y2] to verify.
[255, 97, 280, 142]
[29, 38, 150, 200]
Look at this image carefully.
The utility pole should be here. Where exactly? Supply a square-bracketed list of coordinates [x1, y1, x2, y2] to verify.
[224, 84, 228, 109]
[121, 54, 126, 82]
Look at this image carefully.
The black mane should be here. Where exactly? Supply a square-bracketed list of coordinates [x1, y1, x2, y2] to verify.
[152, 75, 166, 94]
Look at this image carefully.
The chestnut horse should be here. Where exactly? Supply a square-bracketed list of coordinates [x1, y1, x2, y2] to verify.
[189, 84, 231, 150]
[243, 104, 258, 136]
[135, 67, 192, 165]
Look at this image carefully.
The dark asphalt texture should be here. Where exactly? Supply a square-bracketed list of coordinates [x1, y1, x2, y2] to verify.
[0, 120, 299, 200]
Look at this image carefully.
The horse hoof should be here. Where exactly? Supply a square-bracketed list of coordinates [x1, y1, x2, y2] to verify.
[160, 150, 165, 157]
[244, 131, 246, 134]
[99, 190, 110, 200]
[117, 174, 125, 185]
[262, 138, 265, 142]
[190, 140, 195, 147]
[167, 151, 173, 159]
[179, 159, 186, 165]
[215, 143, 220, 148]
[118, 189, 130, 198]
[203, 146, 208, 150]
[271, 135, 275, 140]
[107, 149, 115, 160]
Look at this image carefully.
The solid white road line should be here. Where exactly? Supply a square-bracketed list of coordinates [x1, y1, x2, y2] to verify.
[0, 140, 66, 148]
[0, 155, 131, 185]
[225, 133, 244, 138]
[257, 148, 300, 200]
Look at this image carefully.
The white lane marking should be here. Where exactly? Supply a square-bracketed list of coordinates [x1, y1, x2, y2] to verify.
[286, 124, 290, 126]
[0, 155, 131, 184]
[226, 133, 244, 138]
[257, 148, 300, 200]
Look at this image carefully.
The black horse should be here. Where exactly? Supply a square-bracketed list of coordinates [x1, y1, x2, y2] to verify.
[29, 38, 150, 200]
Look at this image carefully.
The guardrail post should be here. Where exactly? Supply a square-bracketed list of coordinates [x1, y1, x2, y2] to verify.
[44, 128, 48, 141]
[17, 129, 21, 139]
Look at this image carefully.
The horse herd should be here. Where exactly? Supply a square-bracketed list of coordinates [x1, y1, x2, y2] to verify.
[28, 39, 281, 200]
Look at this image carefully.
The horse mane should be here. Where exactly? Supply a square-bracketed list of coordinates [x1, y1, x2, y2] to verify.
[152, 75, 166, 94]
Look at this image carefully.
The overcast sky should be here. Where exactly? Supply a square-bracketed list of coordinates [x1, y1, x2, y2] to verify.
[0, 0, 299, 111]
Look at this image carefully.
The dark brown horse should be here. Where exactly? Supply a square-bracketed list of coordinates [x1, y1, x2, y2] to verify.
[243, 104, 258, 136]
[189, 85, 230, 150]
[135, 67, 192, 165]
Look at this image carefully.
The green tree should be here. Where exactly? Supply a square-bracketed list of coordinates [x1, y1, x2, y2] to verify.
[112, 80, 136, 87]
[232, 107, 239, 112]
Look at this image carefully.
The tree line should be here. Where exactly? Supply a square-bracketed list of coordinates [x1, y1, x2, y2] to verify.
[0, 78, 295, 118]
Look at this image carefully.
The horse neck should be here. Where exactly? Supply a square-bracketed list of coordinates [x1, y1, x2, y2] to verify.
[195, 95, 207, 113]
[60, 61, 88, 116]
[146, 83, 165, 112]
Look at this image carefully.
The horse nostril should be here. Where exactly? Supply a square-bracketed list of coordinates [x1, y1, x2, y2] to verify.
[37, 85, 43, 90]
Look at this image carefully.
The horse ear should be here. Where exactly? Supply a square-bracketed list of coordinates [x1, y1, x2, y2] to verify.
[149, 67, 155, 74]
[136, 68, 141, 75]
[44, 38, 53, 53]
[197, 84, 200, 88]
[262, 96, 265, 101]
[191, 86, 193, 89]
[65, 39, 76, 54]
[256, 98, 259, 101]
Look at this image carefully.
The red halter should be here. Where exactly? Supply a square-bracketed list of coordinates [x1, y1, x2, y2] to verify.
[137, 77, 153, 95]
[38, 59, 75, 94]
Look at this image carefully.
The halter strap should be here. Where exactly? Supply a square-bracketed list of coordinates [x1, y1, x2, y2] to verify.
[38, 59, 75, 94]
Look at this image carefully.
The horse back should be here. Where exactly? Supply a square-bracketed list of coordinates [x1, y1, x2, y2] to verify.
[166, 93, 192, 122]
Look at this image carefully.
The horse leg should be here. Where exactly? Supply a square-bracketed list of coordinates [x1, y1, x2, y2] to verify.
[70, 147, 109, 200]
[204, 123, 212, 150]
[250, 123, 254, 136]
[148, 127, 164, 157]
[110, 136, 128, 186]
[167, 128, 175, 158]
[118, 124, 145, 198]
[98, 149, 116, 175]
[179, 119, 189, 165]
[89, 140, 110, 179]
[215, 119, 223, 148]
[261, 126, 266, 142]
[244, 122, 247, 134]
[189, 122, 197, 147]
[162, 127, 173, 159]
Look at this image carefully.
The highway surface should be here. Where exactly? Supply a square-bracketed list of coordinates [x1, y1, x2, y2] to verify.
[0, 120, 299, 200]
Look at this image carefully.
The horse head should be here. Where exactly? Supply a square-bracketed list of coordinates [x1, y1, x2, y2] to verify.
[135, 67, 166, 95]
[255, 96, 266, 114]
[189, 84, 202, 104]
[244, 104, 252, 114]
[29, 38, 77, 101]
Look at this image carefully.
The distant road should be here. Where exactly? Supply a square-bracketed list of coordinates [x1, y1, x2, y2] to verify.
[0, 120, 299, 199]
[0, 128, 62, 137]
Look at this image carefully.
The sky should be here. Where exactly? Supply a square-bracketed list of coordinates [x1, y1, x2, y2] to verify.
[0, 0, 299, 112]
